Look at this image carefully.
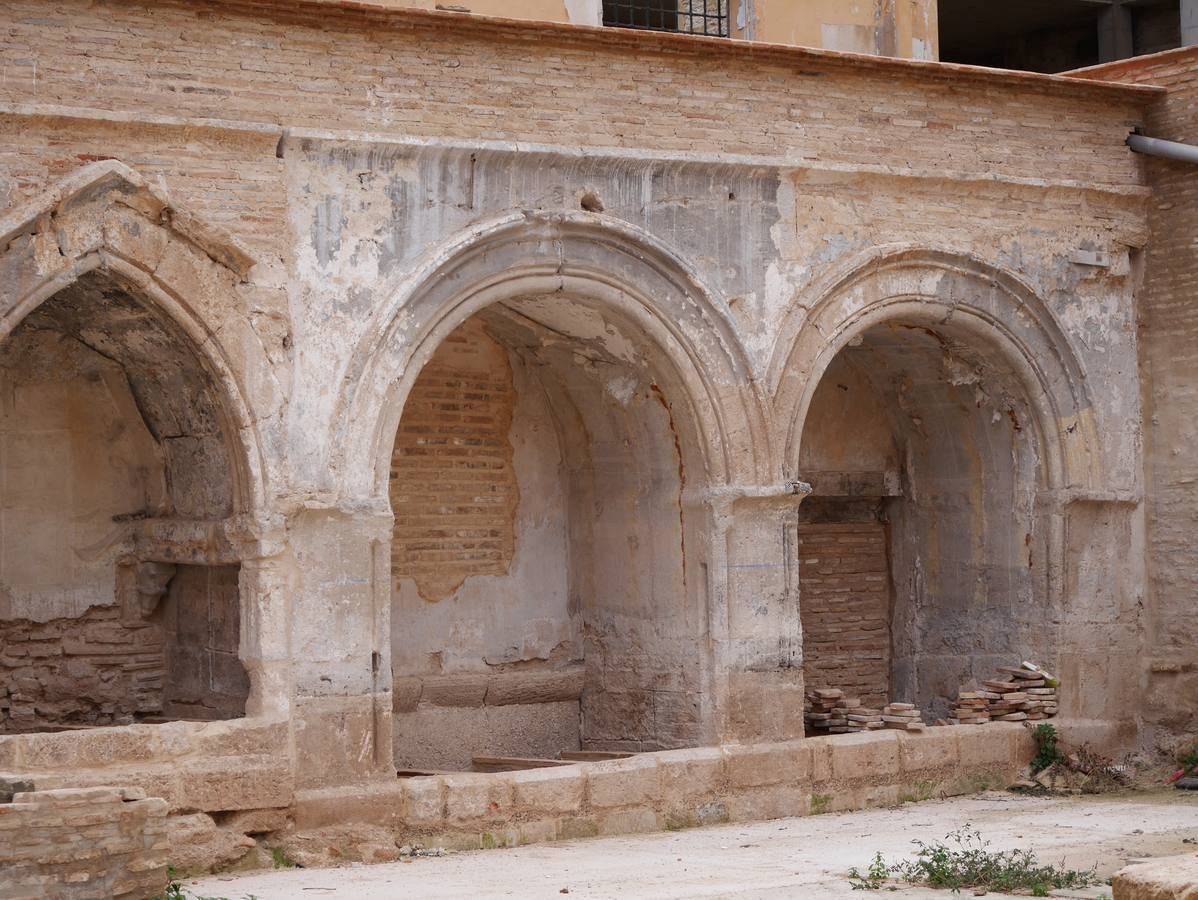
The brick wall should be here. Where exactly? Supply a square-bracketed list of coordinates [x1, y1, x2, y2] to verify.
[798, 523, 891, 708]
[0, 606, 164, 733]
[0, 786, 168, 899]
[1072, 48, 1198, 738]
[390, 318, 518, 602]
[0, 0, 1149, 195]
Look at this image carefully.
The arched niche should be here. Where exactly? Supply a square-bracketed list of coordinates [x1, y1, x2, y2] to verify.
[772, 250, 1102, 721]
[0, 162, 286, 730]
[335, 212, 773, 766]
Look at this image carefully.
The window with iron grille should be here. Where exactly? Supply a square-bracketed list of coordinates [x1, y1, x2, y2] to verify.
[602, 0, 729, 37]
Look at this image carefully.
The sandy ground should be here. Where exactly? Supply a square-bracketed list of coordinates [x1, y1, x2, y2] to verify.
[189, 791, 1198, 899]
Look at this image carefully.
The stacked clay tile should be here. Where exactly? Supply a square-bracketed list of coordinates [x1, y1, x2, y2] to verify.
[951, 663, 1058, 724]
[881, 701, 925, 732]
[805, 688, 884, 734]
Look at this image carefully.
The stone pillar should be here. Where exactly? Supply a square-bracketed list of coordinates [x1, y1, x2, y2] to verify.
[1183, 0, 1198, 46]
[287, 506, 394, 788]
[1098, 2, 1134, 63]
[705, 482, 810, 744]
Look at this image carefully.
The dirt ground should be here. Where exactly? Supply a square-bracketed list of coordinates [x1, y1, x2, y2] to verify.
[189, 791, 1198, 899]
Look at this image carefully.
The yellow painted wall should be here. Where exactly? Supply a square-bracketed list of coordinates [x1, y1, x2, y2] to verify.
[730, 0, 938, 59]
[315, 0, 938, 58]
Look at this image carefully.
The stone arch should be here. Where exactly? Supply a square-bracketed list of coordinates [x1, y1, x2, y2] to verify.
[770, 247, 1102, 493]
[772, 248, 1104, 721]
[332, 210, 774, 507]
[0, 160, 283, 518]
[337, 211, 777, 761]
[0, 161, 289, 727]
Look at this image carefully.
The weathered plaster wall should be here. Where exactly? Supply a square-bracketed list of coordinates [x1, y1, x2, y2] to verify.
[0, 0, 1160, 798]
[0, 300, 165, 624]
[390, 317, 579, 767]
[1072, 48, 1198, 746]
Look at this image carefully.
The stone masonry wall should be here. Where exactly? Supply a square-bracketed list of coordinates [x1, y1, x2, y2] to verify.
[390, 318, 518, 603]
[0, 605, 164, 733]
[1072, 48, 1198, 744]
[798, 524, 891, 708]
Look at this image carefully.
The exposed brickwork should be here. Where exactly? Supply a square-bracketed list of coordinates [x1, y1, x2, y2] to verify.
[0, 605, 164, 733]
[390, 319, 518, 601]
[0, 0, 1149, 192]
[0, 786, 168, 899]
[798, 524, 891, 708]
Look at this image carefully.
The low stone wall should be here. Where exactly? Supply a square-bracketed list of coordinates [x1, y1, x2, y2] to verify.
[0, 786, 168, 899]
[285, 725, 1034, 864]
[0, 718, 293, 815]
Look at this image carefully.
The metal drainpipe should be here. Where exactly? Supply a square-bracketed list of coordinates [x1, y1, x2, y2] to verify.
[1126, 131, 1198, 164]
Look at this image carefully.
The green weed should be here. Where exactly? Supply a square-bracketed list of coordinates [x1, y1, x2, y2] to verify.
[847, 825, 1096, 894]
[810, 793, 833, 815]
[1031, 723, 1061, 774]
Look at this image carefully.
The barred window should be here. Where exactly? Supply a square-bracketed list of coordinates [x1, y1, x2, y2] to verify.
[602, 0, 729, 37]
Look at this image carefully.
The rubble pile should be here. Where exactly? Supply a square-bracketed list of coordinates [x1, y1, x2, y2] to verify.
[804, 688, 884, 734]
[952, 663, 1058, 725]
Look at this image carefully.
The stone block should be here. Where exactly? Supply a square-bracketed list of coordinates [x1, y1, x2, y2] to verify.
[956, 722, 1028, 769]
[174, 755, 292, 812]
[293, 781, 407, 830]
[393, 676, 423, 713]
[726, 784, 808, 821]
[509, 765, 584, 814]
[596, 806, 661, 836]
[656, 746, 725, 799]
[725, 741, 812, 788]
[515, 817, 559, 845]
[167, 812, 257, 877]
[15, 726, 160, 770]
[586, 756, 661, 809]
[400, 776, 445, 828]
[485, 669, 585, 706]
[1112, 853, 1198, 900]
[807, 736, 835, 782]
[444, 772, 515, 824]
[421, 675, 490, 708]
[216, 807, 290, 834]
[828, 731, 900, 781]
[897, 730, 959, 773]
[861, 783, 900, 808]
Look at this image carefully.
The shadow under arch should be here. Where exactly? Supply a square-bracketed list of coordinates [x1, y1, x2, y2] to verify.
[332, 210, 774, 507]
[769, 247, 1102, 494]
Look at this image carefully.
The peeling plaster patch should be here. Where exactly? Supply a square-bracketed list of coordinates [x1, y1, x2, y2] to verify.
[507, 296, 642, 366]
[605, 374, 639, 405]
[311, 194, 345, 268]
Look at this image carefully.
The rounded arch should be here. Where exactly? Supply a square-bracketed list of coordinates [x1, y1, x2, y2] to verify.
[332, 210, 774, 504]
[769, 248, 1102, 492]
[0, 161, 280, 519]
